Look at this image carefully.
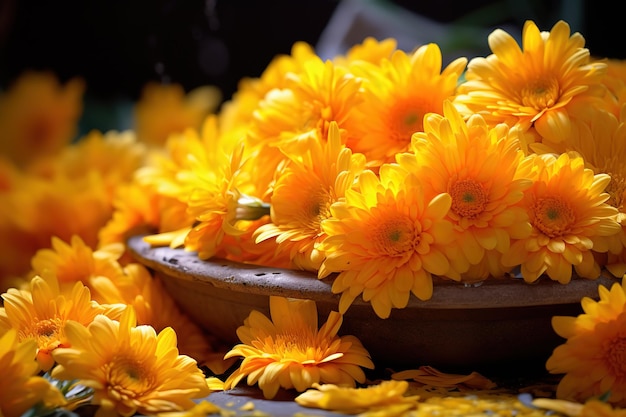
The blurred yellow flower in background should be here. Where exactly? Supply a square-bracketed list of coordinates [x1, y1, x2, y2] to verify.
[223, 296, 374, 399]
[0, 71, 85, 168]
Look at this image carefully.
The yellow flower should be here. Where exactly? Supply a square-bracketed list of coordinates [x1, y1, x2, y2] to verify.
[133, 82, 221, 146]
[349, 43, 467, 166]
[51, 307, 211, 417]
[501, 152, 621, 283]
[599, 58, 626, 119]
[336, 36, 398, 66]
[0, 71, 84, 168]
[254, 121, 366, 271]
[318, 167, 457, 318]
[533, 398, 626, 417]
[0, 329, 66, 417]
[295, 380, 419, 416]
[454, 20, 608, 150]
[397, 101, 532, 281]
[546, 278, 626, 406]
[223, 296, 374, 399]
[0, 274, 124, 372]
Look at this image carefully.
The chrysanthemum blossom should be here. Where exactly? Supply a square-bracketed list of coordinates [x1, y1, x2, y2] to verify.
[318, 167, 457, 318]
[254, 121, 366, 271]
[51, 307, 211, 417]
[349, 43, 467, 166]
[223, 296, 374, 399]
[295, 380, 419, 415]
[454, 20, 608, 149]
[397, 101, 533, 281]
[0, 274, 124, 371]
[501, 152, 621, 283]
[0, 329, 66, 417]
[546, 278, 626, 407]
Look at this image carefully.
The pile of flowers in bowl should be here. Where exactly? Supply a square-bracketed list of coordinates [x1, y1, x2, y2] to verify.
[1, 19, 626, 416]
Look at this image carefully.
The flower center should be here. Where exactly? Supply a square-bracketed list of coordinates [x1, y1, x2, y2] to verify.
[389, 99, 425, 143]
[107, 354, 154, 398]
[22, 318, 63, 350]
[371, 214, 417, 256]
[531, 196, 575, 238]
[449, 179, 488, 219]
[603, 329, 626, 377]
[521, 77, 559, 109]
[267, 332, 331, 364]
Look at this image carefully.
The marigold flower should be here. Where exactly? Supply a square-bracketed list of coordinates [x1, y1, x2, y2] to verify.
[295, 380, 419, 416]
[133, 82, 221, 146]
[51, 307, 211, 417]
[223, 296, 374, 399]
[0, 329, 66, 417]
[0, 71, 84, 168]
[318, 167, 457, 318]
[546, 278, 626, 406]
[397, 101, 532, 281]
[501, 152, 621, 283]
[254, 121, 366, 271]
[0, 274, 124, 371]
[454, 20, 608, 150]
[349, 43, 467, 166]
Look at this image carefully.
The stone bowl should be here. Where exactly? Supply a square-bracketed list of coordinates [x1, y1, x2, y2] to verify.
[127, 235, 616, 375]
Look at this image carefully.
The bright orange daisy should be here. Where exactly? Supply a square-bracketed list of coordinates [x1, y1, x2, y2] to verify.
[501, 152, 621, 283]
[254, 121, 366, 271]
[454, 20, 608, 151]
[546, 278, 626, 407]
[318, 166, 457, 319]
[223, 296, 374, 399]
[349, 43, 467, 166]
[397, 101, 532, 282]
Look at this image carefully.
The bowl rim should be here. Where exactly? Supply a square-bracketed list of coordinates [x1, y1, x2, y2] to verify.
[127, 235, 618, 310]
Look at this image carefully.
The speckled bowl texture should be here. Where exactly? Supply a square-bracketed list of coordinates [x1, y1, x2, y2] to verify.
[127, 235, 617, 375]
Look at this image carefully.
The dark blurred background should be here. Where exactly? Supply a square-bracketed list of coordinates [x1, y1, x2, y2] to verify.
[0, 0, 622, 133]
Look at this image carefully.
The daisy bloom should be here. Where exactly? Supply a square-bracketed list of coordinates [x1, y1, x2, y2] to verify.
[223, 296, 374, 399]
[397, 101, 532, 281]
[318, 166, 457, 318]
[0, 71, 84, 167]
[295, 380, 419, 416]
[51, 307, 212, 417]
[133, 82, 221, 146]
[254, 121, 366, 271]
[0, 329, 66, 417]
[501, 152, 621, 283]
[0, 274, 125, 371]
[547, 278, 626, 406]
[349, 43, 467, 166]
[454, 20, 608, 150]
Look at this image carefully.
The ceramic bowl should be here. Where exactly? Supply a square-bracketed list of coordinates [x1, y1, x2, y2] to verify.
[127, 235, 616, 375]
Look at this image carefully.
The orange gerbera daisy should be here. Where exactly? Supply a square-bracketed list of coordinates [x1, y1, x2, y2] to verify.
[454, 20, 608, 151]
[349, 43, 467, 166]
[397, 101, 532, 281]
[546, 278, 626, 407]
[0, 329, 65, 417]
[501, 152, 621, 283]
[0, 71, 84, 168]
[0, 274, 124, 371]
[254, 121, 366, 271]
[318, 166, 457, 319]
[223, 296, 374, 399]
[51, 307, 212, 417]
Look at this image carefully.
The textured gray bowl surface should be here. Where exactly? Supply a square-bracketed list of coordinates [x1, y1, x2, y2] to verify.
[127, 235, 617, 374]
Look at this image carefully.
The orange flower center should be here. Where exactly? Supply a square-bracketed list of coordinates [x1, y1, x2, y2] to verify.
[301, 190, 333, 232]
[265, 332, 330, 363]
[107, 354, 154, 397]
[24, 318, 64, 350]
[449, 179, 488, 219]
[521, 77, 559, 109]
[389, 99, 425, 143]
[603, 329, 626, 377]
[371, 214, 417, 255]
[532, 196, 575, 238]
